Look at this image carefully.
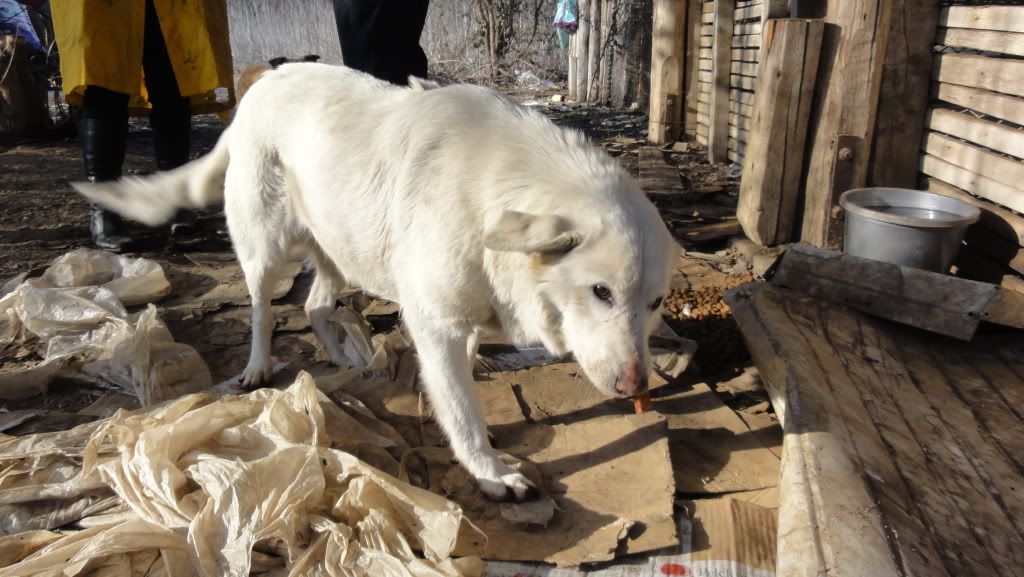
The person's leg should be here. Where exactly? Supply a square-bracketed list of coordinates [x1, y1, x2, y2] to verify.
[334, 0, 429, 86]
[142, 0, 195, 234]
[333, 0, 377, 75]
[79, 86, 133, 251]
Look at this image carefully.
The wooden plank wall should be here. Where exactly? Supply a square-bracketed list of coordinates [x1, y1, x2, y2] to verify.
[695, 0, 715, 146]
[922, 4, 1024, 286]
[693, 0, 766, 160]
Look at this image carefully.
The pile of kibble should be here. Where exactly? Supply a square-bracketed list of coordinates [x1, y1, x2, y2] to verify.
[663, 273, 753, 372]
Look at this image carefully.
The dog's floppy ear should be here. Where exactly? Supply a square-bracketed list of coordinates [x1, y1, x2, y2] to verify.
[483, 210, 580, 254]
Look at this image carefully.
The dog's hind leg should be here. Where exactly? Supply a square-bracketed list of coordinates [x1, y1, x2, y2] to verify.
[304, 243, 348, 366]
[224, 155, 287, 389]
[407, 317, 538, 502]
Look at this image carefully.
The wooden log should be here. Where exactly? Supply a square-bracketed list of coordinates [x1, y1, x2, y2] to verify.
[940, 5, 1024, 34]
[685, 0, 703, 137]
[920, 154, 1024, 213]
[868, 0, 940, 189]
[926, 176, 1024, 247]
[923, 131, 1024, 191]
[933, 53, 1024, 96]
[933, 82, 1024, 126]
[575, 0, 591, 101]
[800, 0, 893, 248]
[927, 107, 1024, 160]
[737, 19, 824, 246]
[649, 0, 687, 144]
[708, 0, 735, 163]
[937, 27, 1024, 57]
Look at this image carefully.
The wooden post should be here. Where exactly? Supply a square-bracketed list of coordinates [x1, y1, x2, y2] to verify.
[799, 0, 893, 248]
[587, 0, 602, 102]
[598, 0, 613, 103]
[568, 34, 577, 101]
[684, 0, 701, 137]
[576, 0, 591, 102]
[707, 0, 734, 163]
[868, 0, 940, 188]
[648, 0, 687, 144]
[737, 19, 824, 246]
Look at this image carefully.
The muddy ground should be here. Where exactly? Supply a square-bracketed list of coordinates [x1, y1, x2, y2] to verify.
[0, 94, 771, 435]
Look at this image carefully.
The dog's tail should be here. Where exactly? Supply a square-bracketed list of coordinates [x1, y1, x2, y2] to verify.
[72, 127, 232, 226]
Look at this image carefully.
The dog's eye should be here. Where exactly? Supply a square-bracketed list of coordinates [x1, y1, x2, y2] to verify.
[592, 284, 612, 303]
[651, 297, 663, 310]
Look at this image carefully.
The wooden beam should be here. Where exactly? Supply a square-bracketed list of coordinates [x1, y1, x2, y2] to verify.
[933, 53, 1024, 96]
[575, 0, 590, 101]
[926, 176, 1024, 247]
[800, 0, 894, 248]
[933, 82, 1024, 126]
[649, 0, 687, 144]
[920, 154, 1024, 213]
[940, 5, 1024, 34]
[927, 108, 1024, 160]
[937, 27, 1024, 57]
[685, 0, 703, 136]
[708, 0, 735, 163]
[868, 0, 940, 189]
[923, 131, 1024, 191]
[738, 19, 824, 246]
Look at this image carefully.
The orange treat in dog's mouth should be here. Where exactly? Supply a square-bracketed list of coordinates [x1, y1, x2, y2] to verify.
[633, 392, 653, 414]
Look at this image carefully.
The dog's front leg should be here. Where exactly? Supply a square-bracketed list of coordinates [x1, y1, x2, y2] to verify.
[410, 321, 538, 502]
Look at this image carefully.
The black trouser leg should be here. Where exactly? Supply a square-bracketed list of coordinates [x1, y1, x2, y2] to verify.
[79, 86, 133, 251]
[142, 0, 195, 232]
[333, 0, 429, 86]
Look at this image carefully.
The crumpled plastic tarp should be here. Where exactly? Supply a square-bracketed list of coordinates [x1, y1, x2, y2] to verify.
[0, 250, 207, 404]
[0, 372, 481, 577]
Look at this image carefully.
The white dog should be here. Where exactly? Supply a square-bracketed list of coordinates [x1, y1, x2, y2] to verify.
[74, 64, 680, 501]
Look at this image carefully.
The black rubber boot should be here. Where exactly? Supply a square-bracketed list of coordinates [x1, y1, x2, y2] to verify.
[78, 101, 133, 252]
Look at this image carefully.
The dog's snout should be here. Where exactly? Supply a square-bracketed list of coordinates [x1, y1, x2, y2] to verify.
[614, 357, 648, 396]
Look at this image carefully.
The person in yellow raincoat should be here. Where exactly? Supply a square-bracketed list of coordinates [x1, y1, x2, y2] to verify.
[50, 0, 235, 251]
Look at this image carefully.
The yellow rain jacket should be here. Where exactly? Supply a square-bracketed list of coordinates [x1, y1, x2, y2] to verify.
[51, 0, 235, 116]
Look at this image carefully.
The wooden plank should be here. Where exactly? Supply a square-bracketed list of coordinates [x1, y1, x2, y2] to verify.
[770, 243, 1006, 339]
[724, 284, 927, 577]
[728, 136, 746, 156]
[940, 5, 1024, 34]
[703, 1, 713, 14]
[730, 61, 758, 76]
[651, 0, 684, 143]
[923, 131, 1024, 190]
[925, 176, 1024, 247]
[685, 0, 703, 137]
[730, 99, 754, 117]
[697, 100, 709, 116]
[701, 24, 713, 36]
[933, 53, 1024, 97]
[699, 58, 712, 71]
[729, 111, 752, 131]
[700, 47, 711, 59]
[801, 0, 894, 248]
[937, 27, 1024, 57]
[927, 107, 1024, 160]
[868, 0, 940, 189]
[729, 74, 756, 91]
[696, 132, 709, 146]
[934, 82, 1024, 127]
[697, 90, 710, 104]
[702, 10, 713, 24]
[680, 218, 742, 244]
[736, 4, 763, 21]
[920, 153, 1024, 213]
[730, 88, 755, 105]
[698, 70, 713, 83]
[638, 147, 683, 193]
[734, 22, 762, 36]
[738, 20, 823, 246]
[728, 123, 749, 144]
[727, 149, 740, 163]
[730, 47, 760, 62]
[708, 0, 735, 163]
[733, 33, 761, 48]
[698, 80, 711, 94]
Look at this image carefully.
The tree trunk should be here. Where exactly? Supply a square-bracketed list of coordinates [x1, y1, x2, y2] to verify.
[587, 0, 601, 101]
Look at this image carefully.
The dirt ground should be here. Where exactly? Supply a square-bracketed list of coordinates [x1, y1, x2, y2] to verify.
[0, 93, 772, 435]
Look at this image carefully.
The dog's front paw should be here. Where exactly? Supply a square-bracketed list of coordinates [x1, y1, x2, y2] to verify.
[477, 470, 540, 502]
[240, 361, 273, 389]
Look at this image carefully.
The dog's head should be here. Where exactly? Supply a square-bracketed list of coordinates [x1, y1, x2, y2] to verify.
[483, 192, 679, 398]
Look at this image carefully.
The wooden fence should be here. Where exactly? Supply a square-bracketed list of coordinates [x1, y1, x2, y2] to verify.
[922, 4, 1024, 287]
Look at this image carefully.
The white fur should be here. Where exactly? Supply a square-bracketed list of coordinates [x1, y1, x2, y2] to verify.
[73, 64, 680, 501]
